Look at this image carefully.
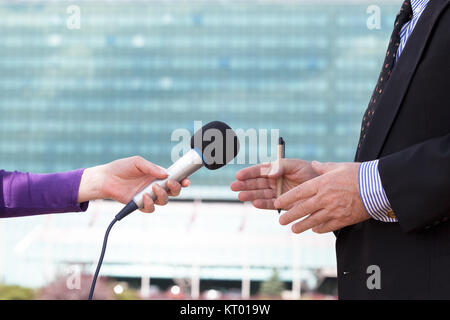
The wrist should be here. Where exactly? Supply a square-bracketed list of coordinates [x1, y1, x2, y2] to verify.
[77, 166, 105, 203]
[358, 160, 396, 222]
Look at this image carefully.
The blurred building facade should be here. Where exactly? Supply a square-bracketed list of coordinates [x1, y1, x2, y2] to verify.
[0, 0, 398, 297]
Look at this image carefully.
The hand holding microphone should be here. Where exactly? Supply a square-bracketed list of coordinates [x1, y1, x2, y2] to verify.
[114, 121, 240, 221]
[89, 121, 239, 299]
[78, 156, 190, 213]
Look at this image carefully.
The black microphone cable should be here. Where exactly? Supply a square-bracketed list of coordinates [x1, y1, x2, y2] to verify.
[88, 201, 137, 300]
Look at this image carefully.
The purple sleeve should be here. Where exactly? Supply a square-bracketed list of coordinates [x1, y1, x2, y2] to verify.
[0, 169, 89, 218]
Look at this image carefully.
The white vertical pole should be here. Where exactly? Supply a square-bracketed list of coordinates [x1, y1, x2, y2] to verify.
[292, 269, 301, 299]
[242, 265, 250, 299]
[140, 275, 150, 298]
[292, 234, 301, 299]
[241, 203, 251, 299]
[189, 199, 200, 300]
[191, 265, 200, 299]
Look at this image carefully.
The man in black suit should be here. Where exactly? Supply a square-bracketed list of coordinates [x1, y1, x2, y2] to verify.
[231, 0, 450, 299]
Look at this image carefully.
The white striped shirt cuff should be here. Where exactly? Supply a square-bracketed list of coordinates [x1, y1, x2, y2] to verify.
[358, 160, 398, 223]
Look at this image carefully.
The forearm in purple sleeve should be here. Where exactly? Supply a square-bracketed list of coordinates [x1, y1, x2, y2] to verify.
[0, 169, 89, 218]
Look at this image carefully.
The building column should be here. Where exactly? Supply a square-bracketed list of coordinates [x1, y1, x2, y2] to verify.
[191, 265, 200, 299]
[242, 265, 250, 299]
[241, 203, 251, 299]
[292, 268, 301, 299]
[140, 275, 150, 298]
[292, 234, 301, 299]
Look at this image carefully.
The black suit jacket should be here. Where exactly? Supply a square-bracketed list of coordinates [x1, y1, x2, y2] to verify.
[337, 0, 450, 299]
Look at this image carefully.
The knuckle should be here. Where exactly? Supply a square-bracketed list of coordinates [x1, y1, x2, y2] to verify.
[329, 210, 338, 219]
[297, 201, 307, 215]
[335, 197, 348, 213]
[295, 187, 303, 199]
[320, 179, 331, 191]
[314, 193, 326, 208]
[321, 193, 332, 206]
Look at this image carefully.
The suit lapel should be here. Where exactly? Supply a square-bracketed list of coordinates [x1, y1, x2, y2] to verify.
[356, 0, 450, 162]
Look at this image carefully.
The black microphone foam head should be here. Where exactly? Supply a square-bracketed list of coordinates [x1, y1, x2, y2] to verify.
[190, 121, 240, 170]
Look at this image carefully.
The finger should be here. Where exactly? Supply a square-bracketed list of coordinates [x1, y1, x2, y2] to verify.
[312, 220, 342, 234]
[140, 193, 155, 213]
[238, 189, 276, 202]
[230, 181, 245, 191]
[181, 178, 190, 188]
[152, 184, 169, 206]
[236, 159, 309, 181]
[279, 197, 322, 225]
[267, 159, 308, 178]
[311, 161, 339, 175]
[231, 178, 271, 191]
[235, 163, 271, 181]
[251, 199, 297, 211]
[291, 209, 329, 234]
[133, 156, 168, 179]
[274, 179, 319, 209]
[167, 179, 182, 197]
[252, 199, 276, 210]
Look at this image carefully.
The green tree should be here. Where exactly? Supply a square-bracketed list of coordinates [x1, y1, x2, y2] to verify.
[0, 284, 35, 300]
[114, 288, 141, 300]
[259, 268, 285, 298]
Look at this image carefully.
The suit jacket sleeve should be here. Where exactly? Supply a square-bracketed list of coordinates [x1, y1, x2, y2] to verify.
[378, 133, 450, 232]
[0, 169, 89, 218]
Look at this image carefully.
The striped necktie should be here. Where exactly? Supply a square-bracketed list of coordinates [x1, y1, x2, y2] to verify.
[356, 0, 413, 153]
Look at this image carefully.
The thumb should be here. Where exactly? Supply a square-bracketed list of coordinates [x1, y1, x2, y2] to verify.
[267, 159, 310, 178]
[267, 159, 294, 178]
[311, 161, 337, 175]
[134, 157, 168, 179]
[267, 159, 283, 178]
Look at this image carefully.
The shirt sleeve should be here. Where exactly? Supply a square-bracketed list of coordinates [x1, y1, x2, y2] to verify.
[358, 160, 397, 222]
[0, 168, 89, 218]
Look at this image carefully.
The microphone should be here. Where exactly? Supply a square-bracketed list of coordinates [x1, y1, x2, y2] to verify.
[89, 121, 239, 299]
[115, 121, 240, 221]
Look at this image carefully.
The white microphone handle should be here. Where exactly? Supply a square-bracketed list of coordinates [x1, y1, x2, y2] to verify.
[132, 148, 204, 208]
